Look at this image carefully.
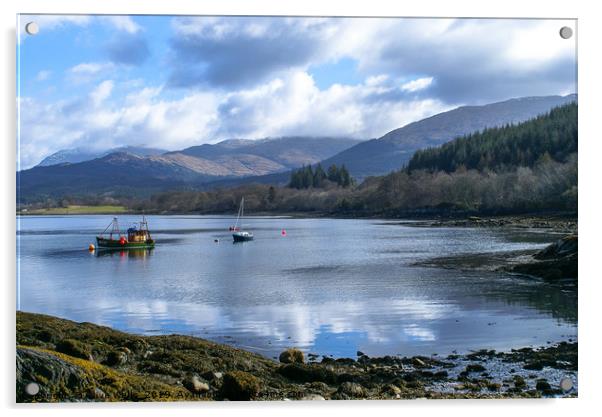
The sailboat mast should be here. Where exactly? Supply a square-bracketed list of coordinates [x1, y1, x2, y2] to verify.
[234, 197, 244, 229]
[240, 197, 244, 229]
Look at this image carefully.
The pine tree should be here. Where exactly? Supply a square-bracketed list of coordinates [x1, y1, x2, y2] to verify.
[313, 164, 327, 188]
[327, 164, 339, 183]
[339, 165, 352, 187]
[301, 165, 314, 188]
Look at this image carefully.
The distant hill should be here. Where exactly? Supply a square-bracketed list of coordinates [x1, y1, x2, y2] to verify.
[36, 146, 167, 167]
[18, 137, 362, 202]
[407, 102, 577, 173]
[19, 152, 211, 202]
[174, 136, 363, 172]
[319, 94, 577, 179]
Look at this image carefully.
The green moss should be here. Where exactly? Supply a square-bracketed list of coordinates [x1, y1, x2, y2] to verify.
[19, 346, 192, 402]
[138, 361, 182, 377]
[405, 380, 423, 389]
[279, 348, 305, 364]
[105, 350, 127, 366]
[33, 373, 49, 385]
[221, 371, 261, 400]
[277, 363, 338, 384]
[487, 382, 501, 391]
[55, 339, 91, 360]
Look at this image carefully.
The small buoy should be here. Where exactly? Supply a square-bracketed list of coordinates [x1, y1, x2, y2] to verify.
[281, 229, 287, 236]
[119, 236, 126, 245]
[214, 239, 219, 243]
[88, 244, 95, 251]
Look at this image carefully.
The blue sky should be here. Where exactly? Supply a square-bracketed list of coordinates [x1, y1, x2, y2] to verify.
[17, 15, 576, 168]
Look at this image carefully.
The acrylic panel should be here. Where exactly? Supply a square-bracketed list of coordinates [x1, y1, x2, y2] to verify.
[16, 14, 577, 402]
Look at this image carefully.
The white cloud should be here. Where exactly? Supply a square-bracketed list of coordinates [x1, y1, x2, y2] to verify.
[69, 62, 114, 75]
[99, 16, 141, 34]
[35, 70, 51, 82]
[67, 62, 115, 84]
[215, 71, 448, 140]
[90, 80, 114, 106]
[365, 74, 389, 87]
[401, 77, 434, 93]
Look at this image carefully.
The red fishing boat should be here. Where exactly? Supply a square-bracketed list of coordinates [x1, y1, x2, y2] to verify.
[96, 216, 155, 249]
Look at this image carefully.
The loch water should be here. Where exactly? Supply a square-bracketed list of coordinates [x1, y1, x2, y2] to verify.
[17, 215, 577, 359]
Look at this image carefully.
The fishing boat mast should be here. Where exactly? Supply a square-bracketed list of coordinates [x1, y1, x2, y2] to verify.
[99, 217, 121, 240]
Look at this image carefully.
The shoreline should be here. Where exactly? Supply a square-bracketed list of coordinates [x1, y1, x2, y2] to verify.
[17, 210, 577, 229]
[414, 233, 578, 284]
[17, 311, 577, 402]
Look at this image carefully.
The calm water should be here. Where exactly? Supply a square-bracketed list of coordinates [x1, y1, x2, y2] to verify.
[17, 215, 577, 359]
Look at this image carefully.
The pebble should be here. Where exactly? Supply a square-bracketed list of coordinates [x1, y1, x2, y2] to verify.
[301, 394, 326, 400]
[186, 375, 210, 393]
[412, 358, 427, 368]
[338, 382, 366, 397]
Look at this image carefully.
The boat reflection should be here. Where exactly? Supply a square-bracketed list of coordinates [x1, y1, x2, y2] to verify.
[95, 248, 154, 259]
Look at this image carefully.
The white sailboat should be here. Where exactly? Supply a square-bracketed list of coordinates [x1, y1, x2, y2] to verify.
[232, 197, 254, 242]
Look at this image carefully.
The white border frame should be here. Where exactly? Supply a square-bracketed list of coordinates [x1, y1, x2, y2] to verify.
[2, 1, 600, 416]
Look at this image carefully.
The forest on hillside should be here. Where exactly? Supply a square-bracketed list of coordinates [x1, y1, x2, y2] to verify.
[407, 103, 577, 173]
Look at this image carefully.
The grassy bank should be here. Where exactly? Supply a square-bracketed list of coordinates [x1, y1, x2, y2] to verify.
[19, 205, 128, 215]
[16, 311, 577, 402]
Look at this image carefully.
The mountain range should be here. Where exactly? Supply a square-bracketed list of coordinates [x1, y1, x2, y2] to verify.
[36, 146, 167, 167]
[18, 137, 363, 202]
[17, 94, 576, 203]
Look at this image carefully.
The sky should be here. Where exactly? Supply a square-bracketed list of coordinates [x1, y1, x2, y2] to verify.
[17, 15, 576, 169]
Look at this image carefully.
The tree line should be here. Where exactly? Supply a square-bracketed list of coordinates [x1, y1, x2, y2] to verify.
[127, 153, 576, 216]
[289, 164, 353, 189]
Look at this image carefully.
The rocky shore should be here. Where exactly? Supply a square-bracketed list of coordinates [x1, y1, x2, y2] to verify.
[16, 312, 577, 402]
[396, 215, 577, 234]
[415, 233, 577, 285]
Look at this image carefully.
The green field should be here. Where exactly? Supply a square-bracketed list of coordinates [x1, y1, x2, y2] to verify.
[19, 205, 128, 215]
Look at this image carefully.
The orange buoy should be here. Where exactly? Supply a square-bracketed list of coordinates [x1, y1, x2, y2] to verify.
[119, 236, 126, 245]
[88, 244, 95, 251]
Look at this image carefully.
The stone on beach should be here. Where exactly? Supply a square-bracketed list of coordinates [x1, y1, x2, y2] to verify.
[221, 371, 261, 400]
[184, 375, 210, 394]
[279, 348, 305, 364]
